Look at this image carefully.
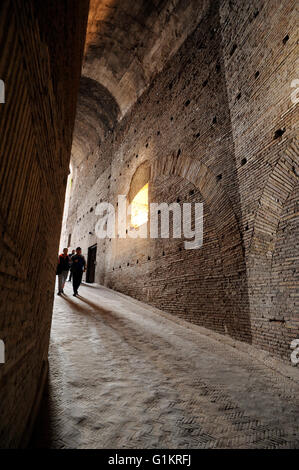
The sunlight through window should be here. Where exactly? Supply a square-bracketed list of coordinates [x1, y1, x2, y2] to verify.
[131, 183, 148, 228]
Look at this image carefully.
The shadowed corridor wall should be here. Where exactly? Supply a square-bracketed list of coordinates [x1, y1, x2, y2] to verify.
[0, 0, 89, 447]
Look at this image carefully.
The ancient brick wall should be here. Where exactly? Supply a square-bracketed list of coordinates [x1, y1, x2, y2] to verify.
[0, 0, 89, 447]
[63, 0, 298, 361]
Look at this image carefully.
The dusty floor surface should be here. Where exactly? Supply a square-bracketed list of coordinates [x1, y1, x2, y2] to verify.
[31, 282, 299, 449]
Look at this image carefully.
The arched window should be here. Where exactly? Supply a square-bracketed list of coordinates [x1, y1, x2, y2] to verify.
[131, 183, 148, 227]
[128, 162, 150, 229]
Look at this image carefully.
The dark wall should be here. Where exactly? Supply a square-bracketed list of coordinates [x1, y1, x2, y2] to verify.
[0, 0, 89, 447]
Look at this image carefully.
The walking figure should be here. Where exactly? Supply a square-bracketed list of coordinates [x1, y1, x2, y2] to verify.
[57, 248, 70, 295]
[71, 247, 86, 297]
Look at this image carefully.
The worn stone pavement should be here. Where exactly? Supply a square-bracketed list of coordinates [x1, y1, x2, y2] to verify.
[31, 282, 299, 449]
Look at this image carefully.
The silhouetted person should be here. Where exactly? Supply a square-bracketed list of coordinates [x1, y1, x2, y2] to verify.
[71, 247, 86, 296]
[57, 248, 70, 295]
[68, 249, 76, 281]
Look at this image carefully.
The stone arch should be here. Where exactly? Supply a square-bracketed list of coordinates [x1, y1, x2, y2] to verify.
[245, 138, 299, 355]
[249, 138, 299, 259]
[150, 153, 244, 276]
[150, 153, 252, 343]
[71, 76, 120, 167]
[270, 181, 299, 318]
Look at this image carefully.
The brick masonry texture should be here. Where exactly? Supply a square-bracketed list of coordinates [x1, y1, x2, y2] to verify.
[62, 0, 298, 363]
[0, 0, 89, 447]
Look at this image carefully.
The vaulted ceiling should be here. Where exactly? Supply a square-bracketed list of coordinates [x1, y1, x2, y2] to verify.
[71, 0, 209, 166]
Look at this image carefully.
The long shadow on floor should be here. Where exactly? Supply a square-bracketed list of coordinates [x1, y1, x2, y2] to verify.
[29, 365, 56, 448]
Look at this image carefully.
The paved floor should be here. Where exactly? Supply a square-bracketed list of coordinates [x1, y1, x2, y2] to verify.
[31, 282, 299, 449]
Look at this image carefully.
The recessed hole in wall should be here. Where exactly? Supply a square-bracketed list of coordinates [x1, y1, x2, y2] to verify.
[157, 130, 160, 135]
[177, 149, 181, 156]
[126, 229, 128, 234]
[148, 256, 151, 261]
[212, 116, 217, 124]
[253, 9, 259, 18]
[255, 71, 260, 79]
[169, 82, 173, 90]
[185, 99, 190, 107]
[202, 79, 208, 87]
[241, 157, 247, 166]
[127, 262, 129, 266]
[170, 116, 173, 121]
[146, 143, 148, 148]
[236, 92, 241, 100]
[90, 207, 93, 212]
[179, 247, 182, 252]
[195, 132, 200, 138]
[136, 260, 139, 264]
[274, 128, 286, 139]
[217, 174, 222, 181]
[216, 62, 220, 73]
[177, 197, 181, 203]
[189, 189, 194, 195]
[245, 223, 249, 231]
[108, 174, 111, 179]
[283, 34, 289, 44]
[230, 44, 237, 56]
[162, 251, 165, 256]
[136, 155, 138, 159]
[119, 266, 121, 269]
[158, 210, 161, 215]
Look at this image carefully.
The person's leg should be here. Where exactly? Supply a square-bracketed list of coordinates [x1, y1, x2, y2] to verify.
[76, 272, 83, 294]
[62, 271, 68, 292]
[73, 272, 80, 295]
[72, 273, 77, 295]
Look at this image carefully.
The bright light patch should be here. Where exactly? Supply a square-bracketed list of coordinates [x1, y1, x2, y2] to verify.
[131, 183, 148, 228]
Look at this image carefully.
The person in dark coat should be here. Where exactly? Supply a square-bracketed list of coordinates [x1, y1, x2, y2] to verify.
[71, 247, 86, 296]
[57, 248, 70, 295]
